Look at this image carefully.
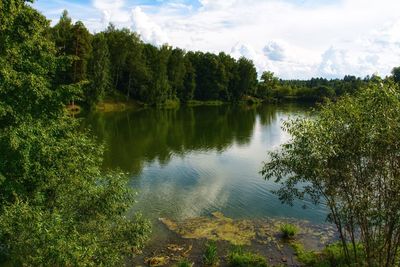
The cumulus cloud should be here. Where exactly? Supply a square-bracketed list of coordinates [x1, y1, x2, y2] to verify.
[263, 40, 287, 62]
[92, 0, 129, 25]
[131, 7, 168, 46]
[35, 0, 400, 78]
[231, 43, 268, 73]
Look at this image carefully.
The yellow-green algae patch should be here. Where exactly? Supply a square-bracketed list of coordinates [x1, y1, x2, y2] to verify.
[160, 212, 337, 250]
[160, 212, 255, 245]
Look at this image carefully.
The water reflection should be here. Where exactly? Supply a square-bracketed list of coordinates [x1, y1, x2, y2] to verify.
[84, 103, 327, 223]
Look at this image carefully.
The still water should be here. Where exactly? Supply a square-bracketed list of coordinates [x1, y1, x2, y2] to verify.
[84, 104, 327, 224]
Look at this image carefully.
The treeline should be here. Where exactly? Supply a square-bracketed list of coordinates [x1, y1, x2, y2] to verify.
[50, 11, 258, 107]
[51, 10, 400, 107]
[257, 71, 400, 101]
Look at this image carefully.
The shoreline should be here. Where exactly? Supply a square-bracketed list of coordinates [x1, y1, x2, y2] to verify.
[132, 213, 337, 267]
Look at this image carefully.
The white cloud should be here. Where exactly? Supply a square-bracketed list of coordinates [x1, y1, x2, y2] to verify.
[131, 7, 168, 46]
[35, 0, 400, 79]
[263, 40, 287, 62]
[92, 0, 130, 25]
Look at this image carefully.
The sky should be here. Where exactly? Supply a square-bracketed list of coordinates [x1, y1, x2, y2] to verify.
[33, 0, 400, 79]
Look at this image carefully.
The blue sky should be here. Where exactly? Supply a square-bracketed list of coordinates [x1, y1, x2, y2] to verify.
[34, 0, 400, 79]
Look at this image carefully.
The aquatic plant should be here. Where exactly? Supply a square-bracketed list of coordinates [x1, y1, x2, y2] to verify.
[280, 223, 298, 239]
[227, 246, 268, 267]
[203, 240, 218, 266]
[174, 258, 193, 267]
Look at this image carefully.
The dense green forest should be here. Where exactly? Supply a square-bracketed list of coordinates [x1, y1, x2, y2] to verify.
[48, 10, 400, 108]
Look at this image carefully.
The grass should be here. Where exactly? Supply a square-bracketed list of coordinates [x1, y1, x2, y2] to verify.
[174, 258, 193, 267]
[203, 240, 218, 266]
[227, 246, 268, 267]
[291, 242, 365, 267]
[280, 223, 298, 239]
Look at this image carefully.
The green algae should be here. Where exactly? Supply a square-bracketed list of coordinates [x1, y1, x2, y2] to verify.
[160, 212, 255, 245]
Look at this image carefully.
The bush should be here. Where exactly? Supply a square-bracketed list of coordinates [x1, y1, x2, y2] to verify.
[262, 84, 400, 266]
[227, 246, 268, 267]
[203, 240, 218, 266]
[280, 224, 298, 239]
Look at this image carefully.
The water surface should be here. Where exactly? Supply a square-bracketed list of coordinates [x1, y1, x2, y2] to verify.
[84, 104, 327, 224]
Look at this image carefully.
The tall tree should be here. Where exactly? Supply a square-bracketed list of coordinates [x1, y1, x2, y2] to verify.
[234, 57, 258, 100]
[86, 33, 111, 107]
[104, 25, 132, 91]
[181, 57, 196, 102]
[71, 21, 92, 83]
[51, 10, 74, 84]
[51, 10, 73, 56]
[168, 48, 187, 101]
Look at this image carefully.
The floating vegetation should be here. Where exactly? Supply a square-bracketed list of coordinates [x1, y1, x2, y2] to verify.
[160, 212, 337, 250]
[160, 212, 255, 245]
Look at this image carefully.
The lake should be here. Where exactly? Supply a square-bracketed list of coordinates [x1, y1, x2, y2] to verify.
[83, 103, 327, 226]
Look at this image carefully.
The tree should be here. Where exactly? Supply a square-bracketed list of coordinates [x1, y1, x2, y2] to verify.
[71, 21, 92, 83]
[51, 10, 73, 55]
[235, 57, 258, 98]
[392, 66, 400, 85]
[168, 48, 186, 100]
[104, 25, 132, 92]
[258, 71, 282, 99]
[0, 1, 150, 265]
[262, 82, 400, 266]
[51, 10, 74, 84]
[181, 58, 196, 102]
[141, 44, 172, 105]
[86, 33, 111, 107]
[314, 84, 335, 100]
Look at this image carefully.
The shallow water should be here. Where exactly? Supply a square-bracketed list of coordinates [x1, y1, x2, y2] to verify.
[84, 103, 327, 224]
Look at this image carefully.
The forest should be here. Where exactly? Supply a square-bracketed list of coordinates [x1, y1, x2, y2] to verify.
[49, 10, 400, 108]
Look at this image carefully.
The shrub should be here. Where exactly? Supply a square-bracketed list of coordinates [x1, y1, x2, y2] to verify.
[203, 240, 218, 266]
[227, 246, 268, 267]
[262, 84, 400, 266]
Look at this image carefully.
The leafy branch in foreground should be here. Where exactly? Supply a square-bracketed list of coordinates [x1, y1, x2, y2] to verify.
[262, 81, 400, 267]
[0, 1, 150, 265]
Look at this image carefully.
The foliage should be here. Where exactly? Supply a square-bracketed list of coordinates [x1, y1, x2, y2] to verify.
[292, 242, 364, 267]
[392, 66, 400, 84]
[227, 246, 268, 267]
[262, 81, 400, 266]
[46, 9, 400, 108]
[279, 224, 298, 239]
[86, 32, 111, 107]
[203, 240, 218, 266]
[0, 1, 150, 265]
